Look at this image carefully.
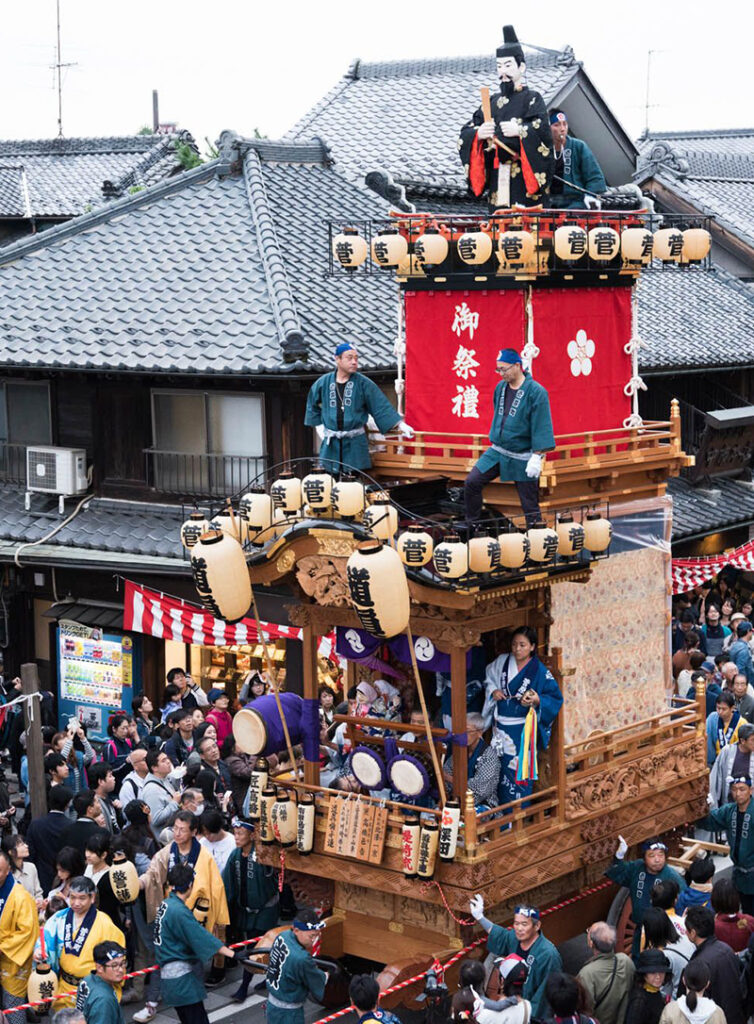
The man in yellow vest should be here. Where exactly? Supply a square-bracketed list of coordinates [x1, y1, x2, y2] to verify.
[0, 846, 37, 1023]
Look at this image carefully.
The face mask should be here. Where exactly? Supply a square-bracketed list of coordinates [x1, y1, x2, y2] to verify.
[194, 804, 205, 815]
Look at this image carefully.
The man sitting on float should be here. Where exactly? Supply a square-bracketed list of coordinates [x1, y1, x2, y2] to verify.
[482, 626, 563, 806]
[443, 713, 501, 811]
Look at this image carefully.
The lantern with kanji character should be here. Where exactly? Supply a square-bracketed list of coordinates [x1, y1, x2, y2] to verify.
[193, 897, 210, 926]
[588, 225, 620, 261]
[363, 497, 399, 541]
[468, 535, 501, 574]
[401, 814, 421, 878]
[297, 793, 315, 855]
[553, 224, 587, 262]
[583, 511, 612, 553]
[302, 466, 333, 512]
[417, 821, 439, 880]
[371, 227, 408, 268]
[180, 511, 209, 550]
[653, 227, 684, 263]
[27, 962, 58, 1005]
[259, 784, 277, 844]
[332, 474, 366, 519]
[497, 230, 535, 271]
[433, 532, 469, 579]
[332, 227, 368, 271]
[191, 529, 251, 623]
[240, 488, 273, 544]
[555, 512, 586, 558]
[397, 524, 434, 567]
[414, 226, 449, 269]
[271, 790, 297, 847]
[682, 228, 711, 264]
[108, 850, 140, 904]
[270, 470, 302, 515]
[620, 227, 654, 266]
[247, 757, 268, 819]
[457, 230, 493, 265]
[497, 527, 530, 569]
[210, 508, 244, 544]
[527, 521, 559, 563]
[439, 799, 461, 862]
[346, 540, 411, 639]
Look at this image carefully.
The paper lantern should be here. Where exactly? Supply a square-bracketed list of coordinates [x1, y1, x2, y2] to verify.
[193, 896, 210, 926]
[433, 533, 469, 579]
[401, 815, 421, 878]
[620, 227, 654, 266]
[457, 230, 493, 265]
[371, 227, 408, 268]
[191, 529, 251, 623]
[497, 230, 535, 270]
[332, 227, 368, 270]
[497, 528, 530, 569]
[240, 489, 273, 544]
[346, 540, 410, 639]
[297, 793, 316, 855]
[247, 757, 268, 819]
[271, 791, 297, 847]
[468, 535, 501, 573]
[584, 511, 612, 553]
[269, 506, 299, 539]
[210, 508, 243, 544]
[527, 521, 559, 563]
[302, 466, 333, 511]
[555, 513, 585, 557]
[653, 227, 684, 262]
[397, 524, 434, 567]
[108, 850, 140, 904]
[363, 498, 399, 541]
[417, 822, 439, 880]
[180, 511, 209, 550]
[682, 228, 711, 264]
[27, 963, 58, 1004]
[588, 226, 620, 261]
[413, 227, 449, 268]
[259, 785, 277, 844]
[439, 800, 461, 862]
[270, 470, 302, 515]
[553, 224, 587, 262]
[332, 474, 365, 519]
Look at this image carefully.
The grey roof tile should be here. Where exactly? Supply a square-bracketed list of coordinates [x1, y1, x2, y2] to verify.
[668, 476, 754, 540]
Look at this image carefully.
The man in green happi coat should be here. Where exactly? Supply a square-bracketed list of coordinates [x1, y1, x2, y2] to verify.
[265, 907, 328, 1024]
[701, 775, 754, 913]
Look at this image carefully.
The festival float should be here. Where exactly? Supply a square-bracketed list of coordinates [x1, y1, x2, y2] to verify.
[182, 48, 715, 992]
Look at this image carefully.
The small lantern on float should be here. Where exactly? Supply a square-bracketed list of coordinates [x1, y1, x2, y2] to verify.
[180, 511, 209, 550]
[583, 510, 612, 553]
[371, 227, 408, 268]
[247, 757, 268, 819]
[439, 799, 461, 862]
[297, 793, 315, 855]
[497, 526, 530, 569]
[497, 230, 535, 271]
[401, 814, 421, 878]
[240, 488, 273, 545]
[271, 790, 297, 847]
[553, 223, 587, 263]
[301, 466, 333, 512]
[190, 529, 251, 622]
[468, 535, 501, 574]
[109, 850, 140, 904]
[362, 497, 399, 541]
[620, 227, 654, 266]
[527, 521, 559, 563]
[433, 532, 469, 579]
[588, 225, 620, 261]
[457, 230, 493, 265]
[210, 507, 243, 544]
[259, 785, 277, 844]
[270, 470, 302, 516]
[331, 473, 365, 519]
[681, 227, 711, 264]
[417, 822, 440, 880]
[413, 226, 449, 269]
[397, 523, 434, 567]
[346, 540, 411, 639]
[332, 227, 368, 271]
[555, 512, 585, 558]
[653, 227, 684, 263]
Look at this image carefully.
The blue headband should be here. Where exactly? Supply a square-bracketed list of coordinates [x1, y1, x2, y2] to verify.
[730, 776, 753, 787]
[232, 816, 255, 831]
[549, 112, 567, 125]
[642, 841, 667, 852]
[335, 342, 355, 357]
[293, 918, 325, 931]
[498, 348, 522, 365]
[514, 906, 540, 919]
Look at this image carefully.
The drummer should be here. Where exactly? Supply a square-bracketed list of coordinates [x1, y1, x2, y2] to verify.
[265, 907, 328, 1024]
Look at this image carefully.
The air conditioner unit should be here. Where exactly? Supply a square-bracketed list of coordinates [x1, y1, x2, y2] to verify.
[26, 446, 88, 496]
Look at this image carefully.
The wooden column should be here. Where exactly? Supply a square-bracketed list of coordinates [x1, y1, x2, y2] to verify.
[301, 623, 320, 786]
[450, 646, 468, 800]
[21, 663, 47, 820]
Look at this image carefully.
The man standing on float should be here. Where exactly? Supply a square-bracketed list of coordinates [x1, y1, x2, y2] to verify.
[464, 348, 554, 527]
[305, 341, 414, 473]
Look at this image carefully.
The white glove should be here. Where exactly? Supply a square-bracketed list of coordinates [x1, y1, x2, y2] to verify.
[315, 424, 324, 442]
[616, 835, 628, 860]
[707, 793, 714, 807]
[584, 195, 602, 210]
[525, 453, 542, 479]
[499, 119, 522, 139]
[470, 894, 485, 921]
[397, 420, 415, 439]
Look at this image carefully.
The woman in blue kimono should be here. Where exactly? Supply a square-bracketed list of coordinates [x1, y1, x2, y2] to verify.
[482, 626, 563, 806]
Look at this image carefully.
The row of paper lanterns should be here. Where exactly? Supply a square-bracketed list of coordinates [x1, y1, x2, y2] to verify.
[332, 224, 711, 271]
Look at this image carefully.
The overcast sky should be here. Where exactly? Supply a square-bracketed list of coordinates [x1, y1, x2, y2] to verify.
[1, 1, 752, 152]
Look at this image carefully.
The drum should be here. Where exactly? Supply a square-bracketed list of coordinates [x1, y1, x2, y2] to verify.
[350, 746, 386, 789]
[233, 692, 304, 756]
[387, 753, 431, 798]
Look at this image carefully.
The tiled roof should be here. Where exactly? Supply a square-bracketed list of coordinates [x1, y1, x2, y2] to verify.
[0, 133, 193, 220]
[668, 475, 754, 540]
[0, 165, 28, 218]
[286, 48, 581, 188]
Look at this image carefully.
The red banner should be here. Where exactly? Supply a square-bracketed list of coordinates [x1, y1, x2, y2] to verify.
[672, 539, 754, 595]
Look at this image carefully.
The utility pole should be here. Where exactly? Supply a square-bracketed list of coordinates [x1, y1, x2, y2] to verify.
[152, 90, 160, 133]
[21, 663, 47, 820]
[51, 0, 77, 137]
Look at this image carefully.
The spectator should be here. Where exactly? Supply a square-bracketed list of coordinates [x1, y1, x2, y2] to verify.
[641, 907, 694, 998]
[199, 808, 235, 873]
[88, 763, 121, 833]
[349, 973, 402, 1024]
[118, 748, 150, 805]
[25, 784, 74, 893]
[731, 674, 754, 718]
[47, 846, 86, 903]
[723, 616, 747, 654]
[160, 682, 182, 724]
[678, 653, 707, 697]
[699, 606, 731, 659]
[685, 670, 721, 718]
[122, 800, 159, 862]
[459, 956, 531, 1024]
[45, 752, 71, 789]
[683, 905, 744, 1024]
[650, 880, 687, 937]
[223, 736, 258, 814]
[729, 621, 754, 686]
[102, 714, 133, 774]
[577, 922, 634, 1024]
[659, 961, 724, 1024]
[205, 690, 233, 746]
[708, 723, 754, 807]
[626, 950, 672, 1024]
[706, 692, 746, 765]
[319, 684, 336, 736]
[132, 695, 158, 743]
[2, 834, 43, 907]
[673, 630, 705, 682]
[195, 735, 232, 797]
[162, 708, 196, 766]
[545, 972, 598, 1024]
[59, 789, 104, 855]
[720, 598, 736, 629]
[239, 671, 267, 705]
[676, 858, 715, 915]
[673, 612, 705, 656]
[141, 749, 179, 840]
[165, 667, 208, 711]
[191, 707, 206, 730]
[51, 722, 95, 793]
[185, 721, 218, 774]
[710, 877, 754, 951]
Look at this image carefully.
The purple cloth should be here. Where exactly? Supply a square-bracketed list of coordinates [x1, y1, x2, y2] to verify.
[301, 697, 320, 763]
[336, 628, 472, 673]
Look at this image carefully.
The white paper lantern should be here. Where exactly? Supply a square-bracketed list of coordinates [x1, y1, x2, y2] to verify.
[191, 529, 251, 622]
[297, 793, 315, 855]
[27, 963, 58, 1005]
[497, 230, 535, 270]
[653, 227, 684, 263]
[247, 758, 269, 819]
[371, 227, 408, 268]
[457, 230, 493, 265]
[259, 785, 277, 844]
[621, 227, 654, 266]
[270, 471, 302, 515]
[468, 535, 501, 574]
[497, 528, 530, 569]
[413, 227, 449, 268]
[346, 540, 411, 639]
[555, 513, 586, 557]
[108, 850, 140, 904]
[210, 508, 244, 544]
[302, 466, 333, 511]
[553, 224, 587, 262]
[397, 524, 434, 567]
[433, 533, 469, 579]
[583, 511, 612, 553]
[439, 800, 461, 862]
[363, 498, 399, 541]
[588, 226, 620, 261]
[180, 511, 209, 550]
[401, 815, 421, 878]
[240, 490, 273, 544]
[332, 474, 366, 519]
[271, 791, 297, 847]
[417, 822, 439, 880]
[332, 227, 368, 270]
[682, 228, 711, 264]
[527, 521, 559, 563]
[270, 506, 298, 539]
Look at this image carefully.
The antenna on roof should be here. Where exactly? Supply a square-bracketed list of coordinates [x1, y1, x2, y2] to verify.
[643, 49, 664, 137]
[51, 0, 77, 137]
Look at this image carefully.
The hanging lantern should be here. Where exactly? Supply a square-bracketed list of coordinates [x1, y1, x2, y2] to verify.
[302, 466, 334, 512]
[457, 230, 493, 265]
[553, 224, 587, 262]
[468, 535, 501, 574]
[246, 757, 268, 819]
[297, 793, 316, 855]
[240, 489, 273, 545]
[371, 227, 408, 268]
[497, 527, 530, 569]
[653, 227, 684, 263]
[401, 814, 421, 878]
[180, 511, 209, 550]
[527, 521, 559, 563]
[193, 897, 210, 926]
[332, 474, 366, 519]
[269, 506, 299, 540]
[332, 227, 368, 271]
[413, 226, 449, 268]
[433, 532, 469, 579]
[363, 498, 399, 541]
[271, 790, 297, 847]
[417, 822, 440, 880]
[259, 785, 277, 844]
[497, 230, 536, 270]
[27, 962, 58, 1005]
[190, 529, 251, 623]
[620, 227, 654, 266]
[210, 508, 244, 544]
[439, 800, 461, 862]
[588, 225, 620, 261]
[556, 513, 586, 558]
[682, 228, 711, 264]
[270, 470, 302, 515]
[583, 511, 613, 553]
[108, 850, 140, 904]
[346, 540, 410, 639]
[397, 524, 434, 567]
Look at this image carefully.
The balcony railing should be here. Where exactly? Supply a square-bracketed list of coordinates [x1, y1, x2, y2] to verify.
[0, 442, 27, 485]
[144, 449, 269, 499]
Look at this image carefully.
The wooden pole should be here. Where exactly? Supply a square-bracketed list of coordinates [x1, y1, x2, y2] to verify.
[302, 623, 320, 786]
[449, 647, 468, 800]
[21, 664, 47, 820]
[249, 591, 297, 774]
[405, 628, 447, 806]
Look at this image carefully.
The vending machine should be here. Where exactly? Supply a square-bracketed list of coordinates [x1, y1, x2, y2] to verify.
[56, 623, 141, 742]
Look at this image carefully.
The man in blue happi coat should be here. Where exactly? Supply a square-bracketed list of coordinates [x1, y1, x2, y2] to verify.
[75, 941, 127, 1024]
[305, 341, 414, 473]
[265, 907, 328, 1024]
[548, 109, 607, 209]
[701, 775, 754, 913]
[464, 348, 555, 527]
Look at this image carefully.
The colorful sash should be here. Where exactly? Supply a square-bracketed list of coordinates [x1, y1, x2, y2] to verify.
[168, 837, 201, 874]
[63, 905, 97, 957]
[516, 708, 539, 785]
